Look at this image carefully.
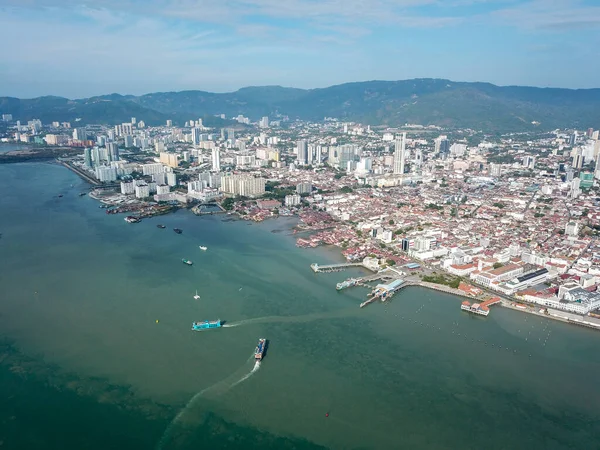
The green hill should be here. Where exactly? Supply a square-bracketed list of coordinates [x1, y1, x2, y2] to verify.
[2, 79, 599, 131]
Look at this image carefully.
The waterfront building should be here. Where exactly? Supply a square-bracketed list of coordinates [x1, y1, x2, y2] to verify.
[120, 181, 135, 195]
[393, 134, 406, 175]
[285, 194, 302, 207]
[84, 148, 92, 168]
[95, 166, 117, 182]
[470, 263, 524, 287]
[221, 174, 265, 197]
[166, 120, 173, 127]
[134, 183, 150, 199]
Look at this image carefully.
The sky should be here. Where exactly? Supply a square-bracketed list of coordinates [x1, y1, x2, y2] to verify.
[0, 0, 599, 98]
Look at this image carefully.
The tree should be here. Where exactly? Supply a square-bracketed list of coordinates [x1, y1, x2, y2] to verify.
[387, 259, 396, 266]
[389, 219, 394, 225]
[493, 262, 503, 269]
[339, 186, 353, 194]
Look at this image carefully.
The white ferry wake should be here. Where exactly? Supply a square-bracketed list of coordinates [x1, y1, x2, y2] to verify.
[156, 355, 257, 449]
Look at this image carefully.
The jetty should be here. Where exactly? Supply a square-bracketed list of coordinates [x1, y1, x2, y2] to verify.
[310, 262, 366, 273]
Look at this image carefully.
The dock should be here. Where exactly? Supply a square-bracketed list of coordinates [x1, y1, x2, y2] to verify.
[310, 262, 366, 273]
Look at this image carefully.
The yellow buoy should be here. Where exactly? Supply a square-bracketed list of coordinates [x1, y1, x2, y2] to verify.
[156, 320, 159, 323]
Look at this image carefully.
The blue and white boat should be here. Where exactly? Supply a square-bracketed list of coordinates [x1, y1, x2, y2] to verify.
[192, 320, 221, 331]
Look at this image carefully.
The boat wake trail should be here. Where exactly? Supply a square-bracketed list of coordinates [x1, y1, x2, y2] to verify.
[156, 356, 256, 450]
[231, 361, 260, 388]
[222, 308, 357, 328]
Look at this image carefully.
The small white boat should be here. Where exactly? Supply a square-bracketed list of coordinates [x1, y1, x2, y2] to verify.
[199, 246, 208, 251]
[193, 290, 200, 300]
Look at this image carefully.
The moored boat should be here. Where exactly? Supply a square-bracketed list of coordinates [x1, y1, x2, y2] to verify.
[192, 320, 221, 330]
[124, 216, 141, 223]
[255, 338, 267, 360]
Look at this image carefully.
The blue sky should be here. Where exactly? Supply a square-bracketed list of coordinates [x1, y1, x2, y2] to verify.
[1, 0, 599, 98]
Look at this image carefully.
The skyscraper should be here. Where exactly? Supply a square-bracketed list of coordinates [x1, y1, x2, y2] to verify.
[434, 136, 449, 156]
[393, 133, 406, 175]
[212, 148, 221, 172]
[106, 142, 119, 161]
[191, 127, 201, 145]
[84, 148, 92, 168]
[296, 139, 308, 165]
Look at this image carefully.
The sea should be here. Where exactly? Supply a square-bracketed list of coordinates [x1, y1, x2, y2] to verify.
[0, 161, 599, 450]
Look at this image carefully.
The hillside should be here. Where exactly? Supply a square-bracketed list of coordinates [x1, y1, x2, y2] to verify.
[1, 79, 599, 131]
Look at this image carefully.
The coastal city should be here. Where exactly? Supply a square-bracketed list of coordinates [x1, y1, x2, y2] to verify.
[2, 113, 600, 329]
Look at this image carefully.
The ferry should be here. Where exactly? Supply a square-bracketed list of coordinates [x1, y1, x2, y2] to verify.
[199, 246, 208, 251]
[254, 338, 267, 361]
[157, 224, 166, 229]
[124, 216, 141, 223]
[192, 320, 221, 331]
[182, 259, 193, 266]
[173, 228, 183, 234]
[336, 278, 359, 290]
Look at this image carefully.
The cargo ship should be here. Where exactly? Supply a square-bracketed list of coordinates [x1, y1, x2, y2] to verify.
[192, 320, 221, 331]
[182, 259, 193, 266]
[173, 228, 183, 234]
[254, 338, 267, 360]
[124, 216, 141, 223]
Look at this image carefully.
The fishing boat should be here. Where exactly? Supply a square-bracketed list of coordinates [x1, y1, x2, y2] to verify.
[193, 290, 200, 300]
[199, 246, 208, 251]
[192, 320, 221, 331]
[182, 259, 193, 266]
[157, 224, 166, 229]
[173, 228, 183, 234]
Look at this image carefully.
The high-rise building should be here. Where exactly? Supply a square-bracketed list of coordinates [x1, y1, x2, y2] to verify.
[166, 120, 173, 127]
[285, 194, 301, 207]
[124, 135, 134, 148]
[191, 127, 201, 145]
[212, 148, 221, 171]
[121, 181, 135, 195]
[434, 136, 449, 156]
[573, 153, 583, 169]
[221, 174, 265, 197]
[73, 128, 87, 141]
[296, 140, 308, 165]
[142, 163, 164, 176]
[106, 142, 119, 161]
[587, 128, 594, 138]
[296, 182, 313, 194]
[160, 152, 179, 168]
[135, 184, 150, 199]
[393, 133, 406, 175]
[569, 132, 577, 146]
[523, 155, 535, 169]
[166, 172, 177, 187]
[95, 166, 117, 182]
[259, 116, 269, 128]
[84, 148, 93, 168]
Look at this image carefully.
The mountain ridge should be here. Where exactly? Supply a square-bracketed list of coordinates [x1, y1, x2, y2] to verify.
[1, 78, 599, 131]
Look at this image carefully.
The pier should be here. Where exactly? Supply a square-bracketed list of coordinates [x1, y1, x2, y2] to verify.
[310, 262, 367, 273]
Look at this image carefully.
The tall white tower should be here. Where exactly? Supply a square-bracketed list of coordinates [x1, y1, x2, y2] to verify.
[212, 148, 221, 172]
[393, 133, 406, 175]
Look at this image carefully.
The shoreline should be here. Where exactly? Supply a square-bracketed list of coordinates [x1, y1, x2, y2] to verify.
[54, 161, 600, 333]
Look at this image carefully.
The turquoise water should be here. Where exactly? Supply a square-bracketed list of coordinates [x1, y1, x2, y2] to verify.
[0, 163, 599, 449]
